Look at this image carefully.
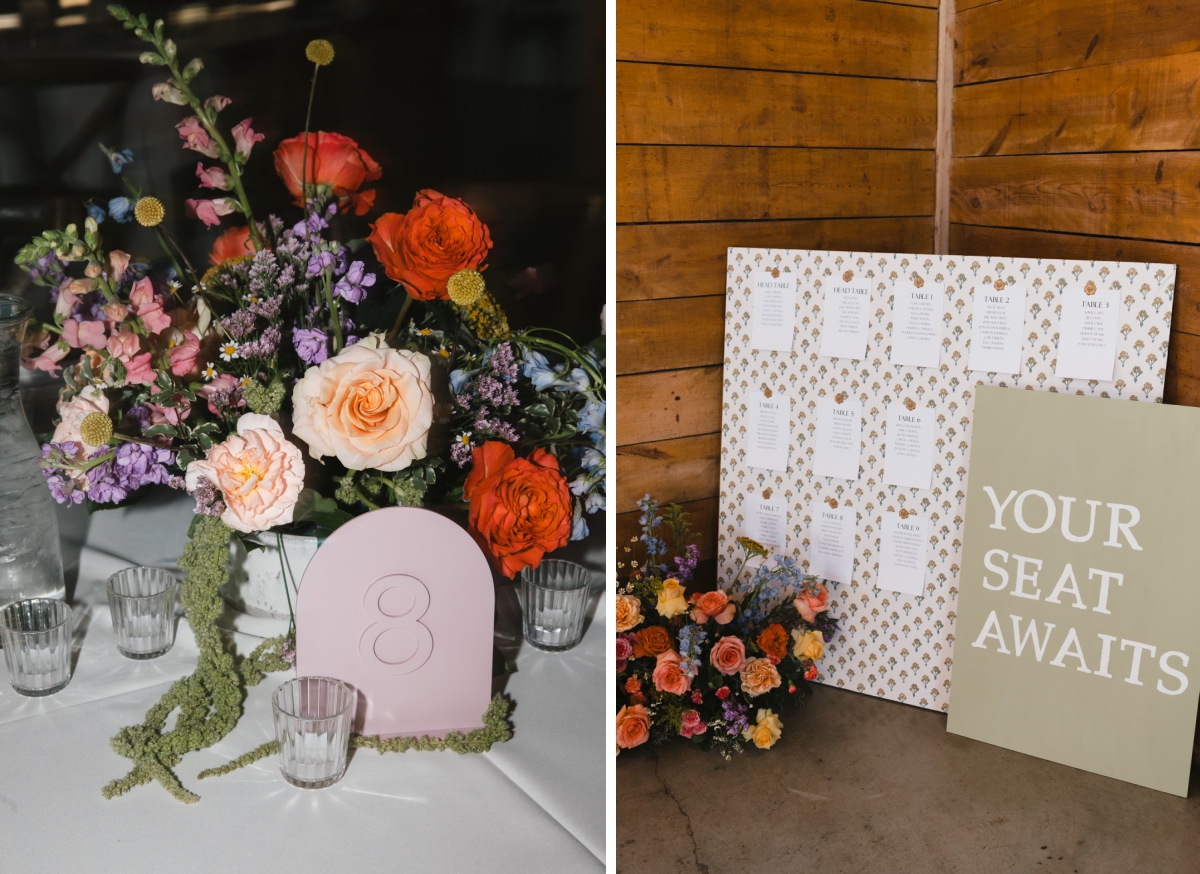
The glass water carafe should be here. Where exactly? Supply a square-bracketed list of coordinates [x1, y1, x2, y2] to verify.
[0, 295, 64, 610]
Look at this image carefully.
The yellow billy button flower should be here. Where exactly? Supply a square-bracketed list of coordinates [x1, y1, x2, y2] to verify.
[305, 39, 335, 66]
[79, 412, 113, 448]
[447, 268, 486, 307]
[134, 196, 165, 227]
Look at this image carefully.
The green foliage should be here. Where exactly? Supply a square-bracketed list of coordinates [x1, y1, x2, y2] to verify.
[102, 517, 291, 803]
[242, 377, 286, 416]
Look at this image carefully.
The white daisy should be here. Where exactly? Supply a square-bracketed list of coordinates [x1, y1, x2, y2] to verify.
[202, 363, 217, 381]
[238, 375, 251, 388]
[456, 432, 472, 447]
[218, 341, 239, 362]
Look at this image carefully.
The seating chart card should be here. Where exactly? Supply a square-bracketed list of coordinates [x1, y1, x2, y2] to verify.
[718, 249, 1176, 712]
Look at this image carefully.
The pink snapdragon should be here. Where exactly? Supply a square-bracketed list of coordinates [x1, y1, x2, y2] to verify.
[62, 319, 107, 350]
[126, 353, 156, 386]
[195, 162, 233, 190]
[231, 118, 264, 161]
[169, 330, 201, 376]
[175, 116, 220, 159]
[107, 249, 131, 283]
[152, 82, 188, 105]
[185, 197, 237, 228]
[102, 302, 129, 323]
[23, 342, 68, 375]
[204, 95, 231, 113]
[129, 278, 172, 334]
[198, 373, 245, 414]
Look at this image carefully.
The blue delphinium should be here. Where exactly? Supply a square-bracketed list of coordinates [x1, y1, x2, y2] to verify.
[108, 197, 134, 223]
[99, 143, 134, 174]
[638, 493, 666, 575]
[678, 624, 707, 677]
[731, 554, 806, 633]
[86, 203, 107, 223]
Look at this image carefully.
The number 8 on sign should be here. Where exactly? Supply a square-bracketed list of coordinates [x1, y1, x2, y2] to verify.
[358, 575, 434, 675]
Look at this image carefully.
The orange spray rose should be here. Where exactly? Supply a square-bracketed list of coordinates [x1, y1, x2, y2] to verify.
[273, 131, 381, 216]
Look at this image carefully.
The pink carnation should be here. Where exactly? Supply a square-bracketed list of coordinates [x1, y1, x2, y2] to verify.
[680, 709, 707, 738]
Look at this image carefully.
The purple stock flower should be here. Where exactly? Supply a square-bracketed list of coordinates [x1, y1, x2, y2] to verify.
[306, 249, 335, 277]
[333, 261, 376, 304]
[293, 327, 329, 365]
[86, 443, 176, 505]
[721, 701, 750, 737]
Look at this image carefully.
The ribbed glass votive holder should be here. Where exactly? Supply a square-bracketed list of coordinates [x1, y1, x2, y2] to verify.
[520, 559, 591, 652]
[105, 566, 179, 660]
[273, 676, 356, 789]
[0, 598, 73, 696]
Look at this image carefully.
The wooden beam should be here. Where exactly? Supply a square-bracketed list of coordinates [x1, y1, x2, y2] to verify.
[618, 146, 936, 223]
[617, 497, 720, 562]
[934, 0, 955, 252]
[954, 53, 1200, 157]
[615, 433, 721, 514]
[617, 295, 725, 374]
[616, 366, 724, 446]
[951, 152, 1200, 246]
[617, 62, 936, 150]
[949, 224, 1200, 335]
[617, 0, 938, 80]
[955, 0, 1200, 86]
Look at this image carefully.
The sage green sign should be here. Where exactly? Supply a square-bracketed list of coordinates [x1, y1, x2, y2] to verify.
[947, 386, 1200, 796]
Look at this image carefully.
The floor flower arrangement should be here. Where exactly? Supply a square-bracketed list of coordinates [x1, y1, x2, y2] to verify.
[616, 497, 838, 757]
[14, 5, 604, 802]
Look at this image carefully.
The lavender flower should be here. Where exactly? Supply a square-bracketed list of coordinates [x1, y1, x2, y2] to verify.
[191, 478, 226, 518]
[333, 261, 376, 304]
[249, 295, 282, 319]
[451, 440, 474, 468]
[293, 327, 329, 365]
[218, 309, 258, 341]
[239, 326, 281, 359]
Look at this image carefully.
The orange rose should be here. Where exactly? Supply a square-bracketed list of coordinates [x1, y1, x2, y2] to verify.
[463, 441, 573, 578]
[273, 131, 381, 216]
[690, 590, 736, 625]
[651, 651, 692, 696]
[633, 626, 674, 659]
[208, 226, 254, 266]
[739, 657, 782, 697]
[757, 624, 789, 663]
[616, 704, 651, 750]
[367, 190, 493, 301]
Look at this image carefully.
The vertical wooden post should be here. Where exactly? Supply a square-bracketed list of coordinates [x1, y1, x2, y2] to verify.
[934, 0, 955, 254]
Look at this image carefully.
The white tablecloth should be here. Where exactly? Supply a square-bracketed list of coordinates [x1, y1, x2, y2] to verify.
[0, 490, 606, 873]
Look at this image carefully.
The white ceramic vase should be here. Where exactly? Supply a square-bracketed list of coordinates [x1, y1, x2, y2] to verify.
[222, 531, 320, 619]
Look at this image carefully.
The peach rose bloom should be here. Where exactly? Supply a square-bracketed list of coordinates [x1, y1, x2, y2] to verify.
[741, 708, 783, 750]
[185, 414, 305, 534]
[53, 386, 110, 456]
[739, 657, 781, 697]
[709, 635, 747, 676]
[792, 629, 825, 661]
[615, 704, 651, 750]
[795, 584, 829, 623]
[652, 650, 692, 696]
[655, 577, 688, 618]
[690, 589, 736, 625]
[615, 594, 644, 633]
[291, 336, 433, 472]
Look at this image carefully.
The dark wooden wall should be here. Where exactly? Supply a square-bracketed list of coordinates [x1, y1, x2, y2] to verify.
[950, 0, 1200, 405]
[615, 0, 939, 558]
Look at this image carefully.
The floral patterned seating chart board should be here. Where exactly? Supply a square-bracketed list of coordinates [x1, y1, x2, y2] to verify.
[719, 250, 1176, 711]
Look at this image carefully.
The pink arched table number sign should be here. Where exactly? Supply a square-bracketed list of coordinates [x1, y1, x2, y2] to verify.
[295, 507, 494, 738]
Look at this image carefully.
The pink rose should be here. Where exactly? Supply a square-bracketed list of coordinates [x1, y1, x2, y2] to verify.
[185, 197, 237, 228]
[169, 330, 201, 376]
[176, 116, 220, 158]
[709, 635, 747, 676]
[616, 704, 651, 750]
[231, 118, 264, 160]
[52, 386, 110, 452]
[61, 319, 107, 350]
[690, 589, 736, 625]
[129, 278, 172, 334]
[195, 162, 233, 190]
[680, 709, 707, 738]
[185, 413, 306, 534]
[652, 650, 692, 696]
[795, 584, 830, 623]
[291, 335, 433, 472]
[198, 373, 245, 414]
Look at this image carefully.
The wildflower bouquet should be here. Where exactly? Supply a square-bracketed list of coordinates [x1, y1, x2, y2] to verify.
[615, 497, 838, 757]
[17, 6, 605, 581]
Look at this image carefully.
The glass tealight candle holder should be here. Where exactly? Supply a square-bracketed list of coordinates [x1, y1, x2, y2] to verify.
[0, 598, 73, 696]
[272, 676, 356, 789]
[105, 566, 179, 660]
[520, 559, 592, 652]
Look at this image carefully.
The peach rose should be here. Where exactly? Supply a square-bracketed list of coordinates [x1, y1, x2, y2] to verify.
[616, 704, 651, 750]
[690, 589, 736, 625]
[655, 577, 688, 618]
[184, 413, 305, 534]
[53, 386, 110, 455]
[795, 584, 829, 623]
[739, 657, 781, 697]
[291, 336, 433, 472]
[741, 708, 783, 750]
[652, 650, 692, 696]
[615, 594, 643, 633]
[792, 629, 825, 662]
[709, 635, 747, 676]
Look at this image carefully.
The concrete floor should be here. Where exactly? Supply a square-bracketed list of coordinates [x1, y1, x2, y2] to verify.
[617, 684, 1200, 873]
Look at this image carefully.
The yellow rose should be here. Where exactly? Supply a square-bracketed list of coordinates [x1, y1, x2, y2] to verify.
[615, 594, 644, 633]
[741, 708, 783, 749]
[656, 577, 689, 618]
[792, 629, 824, 661]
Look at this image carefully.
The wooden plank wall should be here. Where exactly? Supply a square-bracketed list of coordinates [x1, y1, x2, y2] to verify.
[951, 0, 1200, 407]
[616, 0, 939, 558]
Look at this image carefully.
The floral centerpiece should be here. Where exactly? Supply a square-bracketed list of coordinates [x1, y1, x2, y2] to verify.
[14, 6, 604, 803]
[615, 497, 837, 757]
